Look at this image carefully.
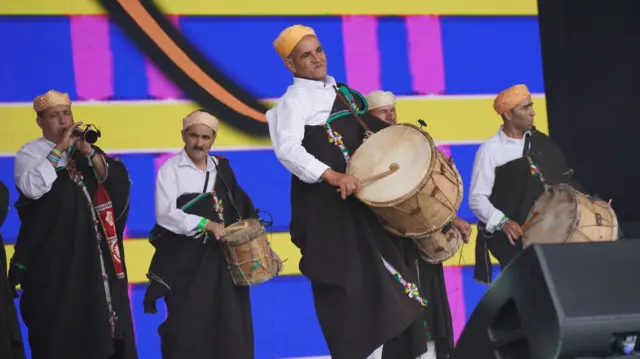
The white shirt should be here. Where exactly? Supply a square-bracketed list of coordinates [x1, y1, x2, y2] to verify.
[267, 76, 339, 184]
[14, 137, 70, 200]
[155, 149, 218, 236]
[469, 128, 532, 232]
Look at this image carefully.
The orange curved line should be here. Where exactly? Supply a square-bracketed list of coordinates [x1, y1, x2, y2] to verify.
[118, 0, 267, 123]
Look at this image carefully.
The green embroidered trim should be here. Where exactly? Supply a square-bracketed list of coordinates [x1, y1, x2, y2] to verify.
[14, 263, 26, 271]
[149, 192, 211, 241]
[197, 218, 208, 233]
[326, 85, 369, 126]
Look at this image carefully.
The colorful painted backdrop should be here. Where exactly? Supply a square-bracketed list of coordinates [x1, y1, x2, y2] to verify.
[0, 1, 543, 358]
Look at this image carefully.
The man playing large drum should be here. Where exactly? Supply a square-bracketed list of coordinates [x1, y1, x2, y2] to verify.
[267, 25, 429, 359]
[469, 84, 583, 283]
[365, 90, 471, 358]
[143, 110, 273, 359]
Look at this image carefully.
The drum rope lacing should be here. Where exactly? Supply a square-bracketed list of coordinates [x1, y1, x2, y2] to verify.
[324, 96, 433, 338]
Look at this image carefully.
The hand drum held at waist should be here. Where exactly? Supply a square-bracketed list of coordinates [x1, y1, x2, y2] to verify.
[220, 218, 279, 286]
[347, 123, 464, 239]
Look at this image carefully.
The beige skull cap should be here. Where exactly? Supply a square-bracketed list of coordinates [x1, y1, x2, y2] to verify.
[182, 110, 219, 134]
[365, 90, 396, 111]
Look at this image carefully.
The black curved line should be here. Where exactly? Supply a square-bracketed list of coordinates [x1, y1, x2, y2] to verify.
[99, 0, 270, 136]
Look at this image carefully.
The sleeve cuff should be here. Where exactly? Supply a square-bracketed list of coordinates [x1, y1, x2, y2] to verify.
[41, 159, 60, 187]
[485, 210, 506, 233]
[306, 160, 331, 183]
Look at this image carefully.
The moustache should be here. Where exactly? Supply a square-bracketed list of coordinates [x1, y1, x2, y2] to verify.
[192, 146, 206, 152]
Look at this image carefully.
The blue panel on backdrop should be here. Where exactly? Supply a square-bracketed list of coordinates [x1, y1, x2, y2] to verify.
[461, 265, 499, 321]
[180, 16, 346, 99]
[0, 157, 20, 243]
[378, 17, 413, 96]
[0, 16, 76, 102]
[110, 22, 150, 100]
[440, 16, 544, 94]
[450, 144, 480, 223]
[219, 150, 292, 233]
[117, 154, 157, 237]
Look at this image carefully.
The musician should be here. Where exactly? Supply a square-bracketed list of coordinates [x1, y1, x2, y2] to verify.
[366, 90, 472, 358]
[0, 181, 26, 359]
[267, 24, 429, 359]
[8, 90, 137, 358]
[469, 84, 578, 283]
[366, 90, 397, 125]
[143, 110, 269, 359]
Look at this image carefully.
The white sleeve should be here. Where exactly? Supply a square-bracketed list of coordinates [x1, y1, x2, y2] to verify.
[154, 164, 205, 236]
[267, 97, 330, 184]
[469, 145, 505, 233]
[14, 148, 59, 200]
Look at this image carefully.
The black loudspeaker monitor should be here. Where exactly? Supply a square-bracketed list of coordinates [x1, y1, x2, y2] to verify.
[452, 241, 640, 359]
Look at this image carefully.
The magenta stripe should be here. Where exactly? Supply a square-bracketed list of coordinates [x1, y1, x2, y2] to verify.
[443, 266, 466, 343]
[70, 15, 114, 100]
[405, 16, 445, 95]
[342, 16, 382, 96]
[146, 16, 182, 99]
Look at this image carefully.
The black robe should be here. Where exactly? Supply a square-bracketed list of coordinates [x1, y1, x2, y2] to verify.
[144, 155, 257, 359]
[363, 116, 454, 359]
[290, 83, 424, 359]
[473, 128, 577, 283]
[8, 147, 137, 359]
[381, 236, 455, 359]
[0, 181, 26, 359]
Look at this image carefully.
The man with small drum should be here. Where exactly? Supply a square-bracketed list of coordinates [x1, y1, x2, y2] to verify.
[143, 110, 275, 359]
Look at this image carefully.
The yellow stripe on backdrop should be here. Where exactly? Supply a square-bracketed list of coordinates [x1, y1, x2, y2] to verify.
[4, 225, 499, 284]
[0, 96, 548, 153]
[0, 0, 538, 16]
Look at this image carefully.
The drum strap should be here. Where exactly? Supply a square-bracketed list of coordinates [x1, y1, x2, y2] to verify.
[202, 171, 210, 193]
[522, 131, 532, 157]
[211, 157, 243, 220]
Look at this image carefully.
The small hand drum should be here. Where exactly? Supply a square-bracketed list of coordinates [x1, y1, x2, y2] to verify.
[220, 218, 280, 286]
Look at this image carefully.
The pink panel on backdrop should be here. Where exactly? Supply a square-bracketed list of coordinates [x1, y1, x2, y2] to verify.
[342, 16, 382, 96]
[443, 265, 466, 343]
[405, 16, 445, 95]
[70, 15, 114, 100]
[146, 16, 182, 99]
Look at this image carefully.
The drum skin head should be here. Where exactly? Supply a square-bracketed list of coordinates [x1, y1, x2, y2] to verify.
[224, 218, 264, 245]
[523, 184, 619, 247]
[524, 186, 577, 246]
[348, 124, 434, 205]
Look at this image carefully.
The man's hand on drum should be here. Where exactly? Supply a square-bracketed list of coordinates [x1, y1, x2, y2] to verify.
[322, 169, 361, 199]
[502, 221, 524, 246]
[452, 217, 471, 243]
[205, 220, 226, 240]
